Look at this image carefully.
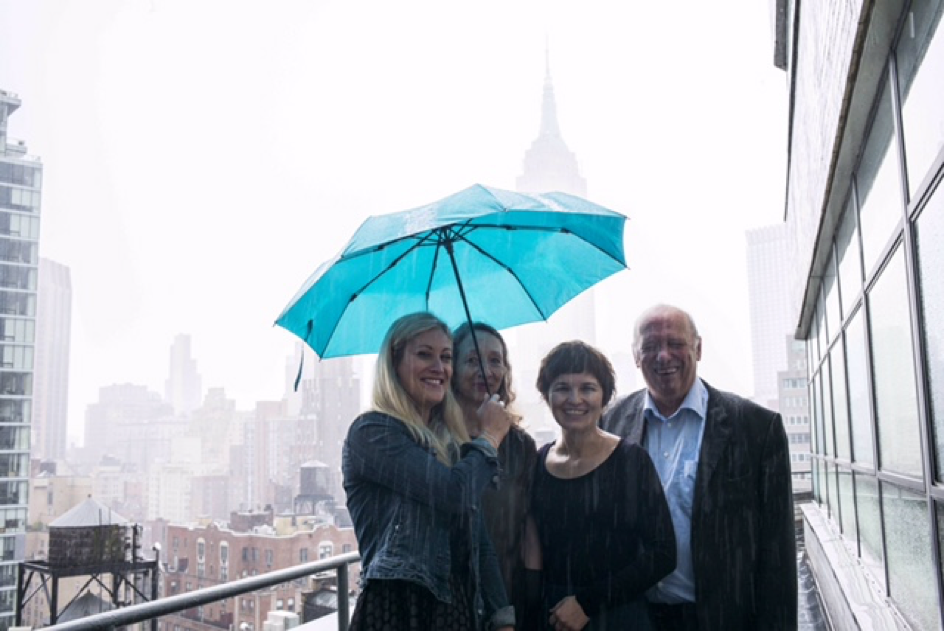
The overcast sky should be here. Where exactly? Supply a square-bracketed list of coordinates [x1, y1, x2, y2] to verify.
[1, 0, 787, 444]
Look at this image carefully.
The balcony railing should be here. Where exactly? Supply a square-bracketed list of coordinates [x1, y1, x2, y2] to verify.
[37, 551, 361, 631]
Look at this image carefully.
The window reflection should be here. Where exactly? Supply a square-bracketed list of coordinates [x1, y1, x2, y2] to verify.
[825, 463, 838, 522]
[836, 196, 863, 319]
[813, 458, 822, 504]
[816, 300, 827, 367]
[897, 0, 944, 198]
[831, 339, 851, 460]
[0, 427, 28, 450]
[855, 473, 885, 589]
[870, 247, 922, 477]
[846, 309, 875, 465]
[881, 483, 936, 630]
[824, 251, 840, 341]
[837, 467, 857, 540]
[812, 372, 825, 455]
[822, 357, 836, 457]
[0, 400, 30, 424]
[856, 80, 904, 277]
[915, 185, 944, 481]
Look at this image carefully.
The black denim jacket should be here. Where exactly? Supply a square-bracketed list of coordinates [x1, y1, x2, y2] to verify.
[342, 411, 515, 630]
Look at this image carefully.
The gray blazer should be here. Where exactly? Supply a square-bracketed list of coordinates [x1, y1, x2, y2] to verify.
[602, 381, 797, 630]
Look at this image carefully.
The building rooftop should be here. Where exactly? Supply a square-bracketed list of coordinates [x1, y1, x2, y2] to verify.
[50, 497, 129, 528]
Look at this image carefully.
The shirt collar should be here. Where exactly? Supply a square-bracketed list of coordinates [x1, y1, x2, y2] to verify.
[643, 377, 708, 423]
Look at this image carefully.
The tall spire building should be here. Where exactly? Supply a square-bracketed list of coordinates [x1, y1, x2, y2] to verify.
[516, 50, 587, 197]
[0, 88, 42, 627]
[513, 54, 595, 436]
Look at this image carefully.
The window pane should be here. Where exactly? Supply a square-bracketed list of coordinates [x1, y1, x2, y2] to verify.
[936, 502, 944, 613]
[808, 322, 818, 372]
[813, 458, 823, 504]
[838, 467, 857, 540]
[812, 372, 825, 455]
[837, 196, 863, 319]
[857, 80, 904, 277]
[897, 0, 944, 198]
[882, 483, 937, 630]
[816, 300, 827, 367]
[855, 473, 885, 590]
[822, 358, 835, 457]
[846, 309, 875, 465]
[824, 252, 840, 340]
[825, 463, 839, 521]
[915, 186, 944, 481]
[831, 339, 851, 460]
[870, 247, 922, 477]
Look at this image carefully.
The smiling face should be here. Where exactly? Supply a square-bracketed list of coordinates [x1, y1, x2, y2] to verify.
[395, 327, 453, 422]
[454, 331, 507, 406]
[634, 307, 702, 417]
[547, 372, 605, 432]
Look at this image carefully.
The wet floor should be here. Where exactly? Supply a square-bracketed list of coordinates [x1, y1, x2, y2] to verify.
[798, 528, 832, 630]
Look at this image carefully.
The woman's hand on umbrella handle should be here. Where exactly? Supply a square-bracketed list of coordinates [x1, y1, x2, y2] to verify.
[478, 393, 511, 448]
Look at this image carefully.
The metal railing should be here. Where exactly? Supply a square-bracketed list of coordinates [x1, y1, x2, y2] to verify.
[40, 551, 361, 631]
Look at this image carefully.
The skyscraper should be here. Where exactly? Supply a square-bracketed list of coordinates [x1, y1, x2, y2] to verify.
[164, 333, 202, 415]
[33, 257, 72, 462]
[516, 50, 587, 198]
[0, 88, 42, 627]
[513, 53, 595, 434]
[745, 223, 794, 409]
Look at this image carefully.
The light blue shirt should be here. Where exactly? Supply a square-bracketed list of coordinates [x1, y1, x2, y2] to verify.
[642, 377, 708, 604]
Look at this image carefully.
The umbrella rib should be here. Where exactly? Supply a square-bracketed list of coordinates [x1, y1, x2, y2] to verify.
[348, 234, 438, 297]
[463, 223, 624, 266]
[317, 235, 434, 356]
[424, 232, 444, 310]
[460, 224, 626, 267]
[452, 232, 550, 320]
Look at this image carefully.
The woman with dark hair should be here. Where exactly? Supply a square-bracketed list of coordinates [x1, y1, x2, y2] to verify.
[452, 322, 539, 624]
[342, 312, 514, 631]
[530, 340, 676, 631]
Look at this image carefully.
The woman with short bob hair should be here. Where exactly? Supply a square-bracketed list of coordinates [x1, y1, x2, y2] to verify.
[529, 340, 675, 630]
[343, 312, 515, 631]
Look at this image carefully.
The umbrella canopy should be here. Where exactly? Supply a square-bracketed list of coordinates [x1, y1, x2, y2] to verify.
[276, 184, 628, 358]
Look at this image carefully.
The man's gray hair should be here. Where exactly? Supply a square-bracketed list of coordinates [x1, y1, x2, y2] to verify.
[632, 304, 700, 350]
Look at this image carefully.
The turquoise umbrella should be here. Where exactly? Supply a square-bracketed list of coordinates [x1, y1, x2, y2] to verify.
[275, 184, 628, 360]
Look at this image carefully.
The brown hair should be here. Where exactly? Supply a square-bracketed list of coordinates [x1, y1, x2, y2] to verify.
[536, 340, 616, 406]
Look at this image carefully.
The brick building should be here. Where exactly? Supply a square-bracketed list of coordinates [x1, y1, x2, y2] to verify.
[160, 512, 357, 631]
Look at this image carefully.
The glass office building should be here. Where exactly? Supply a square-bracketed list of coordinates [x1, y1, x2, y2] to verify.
[0, 89, 39, 630]
[782, 0, 944, 628]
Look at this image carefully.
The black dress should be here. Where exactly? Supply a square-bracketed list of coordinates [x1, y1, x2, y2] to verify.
[530, 438, 676, 630]
[351, 504, 483, 630]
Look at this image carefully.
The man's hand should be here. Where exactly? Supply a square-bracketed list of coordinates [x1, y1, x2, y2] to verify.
[548, 595, 589, 631]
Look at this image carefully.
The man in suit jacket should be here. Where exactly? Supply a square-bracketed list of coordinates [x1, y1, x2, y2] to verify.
[602, 304, 796, 630]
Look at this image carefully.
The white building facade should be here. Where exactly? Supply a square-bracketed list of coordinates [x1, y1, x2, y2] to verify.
[781, 0, 944, 627]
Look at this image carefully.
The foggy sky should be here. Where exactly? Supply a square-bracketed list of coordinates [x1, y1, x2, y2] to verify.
[0, 0, 787, 443]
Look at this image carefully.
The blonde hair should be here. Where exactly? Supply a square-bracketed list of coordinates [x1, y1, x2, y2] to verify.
[372, 312, 470, 464]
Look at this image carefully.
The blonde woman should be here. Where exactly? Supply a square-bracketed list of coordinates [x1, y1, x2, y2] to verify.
[343, 312, 515, 631]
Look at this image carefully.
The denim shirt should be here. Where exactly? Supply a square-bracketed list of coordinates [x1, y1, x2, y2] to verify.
[342, 411, 515, 630]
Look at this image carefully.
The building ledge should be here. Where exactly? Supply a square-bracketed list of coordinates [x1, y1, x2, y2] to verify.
[801, 502, 910, 630]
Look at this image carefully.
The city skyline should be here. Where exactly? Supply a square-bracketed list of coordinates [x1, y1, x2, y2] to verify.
[0, 1, 788, 445]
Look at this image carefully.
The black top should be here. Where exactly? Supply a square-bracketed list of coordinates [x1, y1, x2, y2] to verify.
[531, 438, 676, 617]
[480, 425, 538, 596]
